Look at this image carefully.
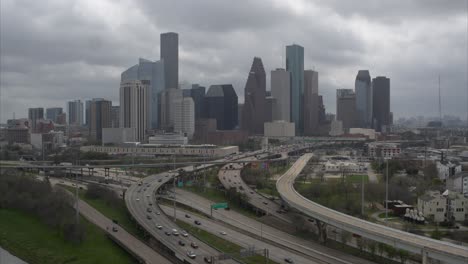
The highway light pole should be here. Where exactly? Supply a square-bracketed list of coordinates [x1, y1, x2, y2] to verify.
[173, 155, 177, 222]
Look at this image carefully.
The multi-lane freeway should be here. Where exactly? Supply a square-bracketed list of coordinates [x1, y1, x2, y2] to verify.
[277, 153, 468, 264]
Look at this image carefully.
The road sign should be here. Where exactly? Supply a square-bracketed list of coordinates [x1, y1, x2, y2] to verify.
[211, 202, 228, 209]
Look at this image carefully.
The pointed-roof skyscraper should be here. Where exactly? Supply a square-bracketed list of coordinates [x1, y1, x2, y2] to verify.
[241, 57, 266, 135]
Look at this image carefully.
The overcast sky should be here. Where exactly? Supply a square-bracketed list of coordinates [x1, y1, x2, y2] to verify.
[1, 0, 467, 123]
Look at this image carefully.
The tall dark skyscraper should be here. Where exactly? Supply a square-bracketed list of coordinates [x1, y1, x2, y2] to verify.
[160, 32, 179, 89]
[372, 76, 391, 132]
[286, 44, 304, 134]
[89, 99, 112, 142]
[355, 70, 372, 128]
[204, 85, 238, 130]
[28, 107, 44, 133]
[187, 84, 206, 121]
[303, 70, 319, 136]
[242, 57, 266, 135]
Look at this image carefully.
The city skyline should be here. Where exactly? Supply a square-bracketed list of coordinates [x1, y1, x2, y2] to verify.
[1, 0, 467, 123]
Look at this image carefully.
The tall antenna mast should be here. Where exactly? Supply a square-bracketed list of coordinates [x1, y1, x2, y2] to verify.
[438, 75, 442, 124]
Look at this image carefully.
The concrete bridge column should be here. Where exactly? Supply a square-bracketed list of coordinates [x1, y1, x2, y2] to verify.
[316, 220, 327, 243]
[421, 247, 427, 264]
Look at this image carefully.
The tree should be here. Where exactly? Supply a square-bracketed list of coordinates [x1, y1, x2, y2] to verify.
[367, 241, 377, 259]
[316, 171, 325, 182]
[398, 249, 409, 264]
[377, 242, 386, 257]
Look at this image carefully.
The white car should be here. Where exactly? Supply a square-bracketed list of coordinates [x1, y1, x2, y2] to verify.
[156, 225, 163, 229]
[172, 229, 179, 236]
[181, 231, 188, 237]
[186, 251, 196, 259]
[219, 231, 227, 235]
[136, 198, 140, 201]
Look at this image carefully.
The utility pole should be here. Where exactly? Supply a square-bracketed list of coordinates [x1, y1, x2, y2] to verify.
[385, 158, 389, 222]
[173, 155, 177, 222]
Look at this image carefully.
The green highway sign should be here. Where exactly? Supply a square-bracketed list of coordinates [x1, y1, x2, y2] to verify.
[211, 202, 228, 209]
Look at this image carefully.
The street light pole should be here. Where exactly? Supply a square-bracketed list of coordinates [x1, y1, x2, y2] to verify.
[173, 155, 177, 222]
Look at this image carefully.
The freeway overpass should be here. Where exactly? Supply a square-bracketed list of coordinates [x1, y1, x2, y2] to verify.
[277, 153, 468, 264]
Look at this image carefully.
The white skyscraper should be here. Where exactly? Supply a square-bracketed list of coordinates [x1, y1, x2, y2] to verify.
[174, 97, 195, 139]
[120, 80, 150, 142]
[271, 68, 291, 122]
[159, 88, 183, 131]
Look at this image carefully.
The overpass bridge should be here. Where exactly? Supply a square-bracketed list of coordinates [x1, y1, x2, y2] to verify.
[277, 153, 468, 264]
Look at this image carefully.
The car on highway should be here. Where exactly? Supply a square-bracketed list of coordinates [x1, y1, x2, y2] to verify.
[158, 179, 162, 182]
[172, 229, 179, 236]
[178, 240, 185, 246]
[219, 231, 227, 235]
[148, 202, 153, 206]
[147, 207, 152, 213]
[146, 194, 150, 197]
[263, 201, 268, 205]
[136, 198, 140, 201]
[190, 242, 198, 249]
[185, 214, 191, 218]
[165, 231, 171, 236]
[194, 220, 201, 225]
[186, 251, 196, 259]
[146, 215, 152, 220]
[181, 231, 188, 237]
[284, 257, 294, 263]
[204, 256, 212, 263]
[156, 225, 163, 229]
[155, 211, 160, 215]
[112, 226, 118, 232]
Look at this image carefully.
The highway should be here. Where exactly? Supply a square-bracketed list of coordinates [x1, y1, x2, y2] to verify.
[78, 199, 172, 264]
[169, 188, 374, 264]
[125, 171, 238, 263]
[158, 204, 319, 264]
[277, 153, 468, 264]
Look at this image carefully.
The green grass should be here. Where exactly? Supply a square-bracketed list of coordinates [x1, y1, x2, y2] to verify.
[0, 209, 136, 264]
[346, 174, 369, 183]
[378, 212, 397, 218]
[182, 186, 259, 219]
[176, 220, 277, 264]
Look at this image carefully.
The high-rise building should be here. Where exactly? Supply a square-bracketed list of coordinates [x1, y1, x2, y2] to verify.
[203, 85, 238, 130]
[89, 99, 112, 142]
[111, 106, 120, 128]
[120, 80, 150, 142]
[355, 70, 372, 128]
[372, 76, 391, 132]
[46, 107, 63, 123]
[85, 100, 91, 126]
[286, 44, 304, 133]
[183, 84, 206, 121]
[67, 100, 83, 126]
[271, 68, 291, 122]
[28, 108, 44, 133]
[160, 32, 178, 89]
[336, 89, 357, 131]
[303, 70, 319, 136]
[242, 57, 266, 135]
[174, 97, 195, 139]
[121, 58, 165, 129]
[159, 88, 183, 131]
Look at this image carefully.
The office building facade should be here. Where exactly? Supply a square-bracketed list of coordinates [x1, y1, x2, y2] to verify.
[336, 89, 357, 131]
[242, 57, 266, 135]
[203, 85, 238, 130]
[303, 70, 319, 136]
[286, 44, 304, 133]
[120, 80, 150, 142]
[89, 99, 112, 142]
[28, 108, 44, 133]
[174, 97, 195, 139]
[355, 70, 372, 128]
[67, 100, 84, 126]
[111, 106, 120, 128]
[184, 84, 206, 121]
[372, 76, 391, 132]
[271, 68, 291, 122]
[160, 32, 178, 89]
[46, 107, 63, 123]
[121, 58, 165, 129]
[159, 88, 183, 131]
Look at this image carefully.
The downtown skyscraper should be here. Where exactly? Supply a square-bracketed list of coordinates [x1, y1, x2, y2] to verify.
[242, 57, 266, 135]
[355, 70, 372, 128]
[120, 80, 150, 142]
[372, 76, 391, 132]
[271, 68, 291, 122]
[67, 100, 83, 126]
[286, 44, 304, 134]
[160, 32, 179, 89]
